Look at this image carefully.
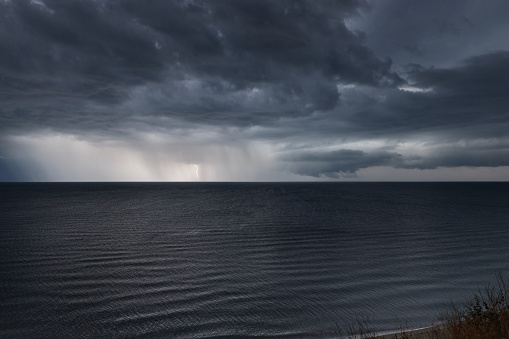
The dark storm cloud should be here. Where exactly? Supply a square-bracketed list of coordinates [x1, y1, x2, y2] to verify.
[0, 0, 163, 80]
[283, 149, 402, 177]
[355, 0, 509, 69]
[0, 0, 403, 135]
[409, 52, 509, 99]
[119, 0, 400, 85]
[403, 52, 509, 137]
[331, 51, 509, 140]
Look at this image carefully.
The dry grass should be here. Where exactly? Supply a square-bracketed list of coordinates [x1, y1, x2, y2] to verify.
[342, 273, 509, 339]
[438, 273, 509, 339]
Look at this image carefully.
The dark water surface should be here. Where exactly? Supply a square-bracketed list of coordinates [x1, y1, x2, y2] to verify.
[1, 182, 509, 338]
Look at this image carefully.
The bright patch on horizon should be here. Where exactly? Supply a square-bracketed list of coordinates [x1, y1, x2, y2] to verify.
[398, 86, 433, 93]
[4, 133, 278, 182]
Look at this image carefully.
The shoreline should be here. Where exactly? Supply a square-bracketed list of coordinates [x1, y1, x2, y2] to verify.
[375, 325, 444, 339]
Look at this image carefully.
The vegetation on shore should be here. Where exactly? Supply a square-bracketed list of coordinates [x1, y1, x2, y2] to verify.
[340, 273, 509, 339]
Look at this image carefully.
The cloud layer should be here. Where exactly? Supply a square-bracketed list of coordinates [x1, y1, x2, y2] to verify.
[1, 0, 508, 181]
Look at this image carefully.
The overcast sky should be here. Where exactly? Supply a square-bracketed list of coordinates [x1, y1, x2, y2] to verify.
[1, 0, 509, 181]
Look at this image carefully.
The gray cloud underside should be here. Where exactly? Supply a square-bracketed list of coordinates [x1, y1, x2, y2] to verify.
[1, 0, 508, 179]
[0, 0, 400, 132]
[285, 143, 509, 178]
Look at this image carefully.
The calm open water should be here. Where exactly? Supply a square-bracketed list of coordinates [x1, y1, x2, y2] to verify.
[1, 182, 509, 338]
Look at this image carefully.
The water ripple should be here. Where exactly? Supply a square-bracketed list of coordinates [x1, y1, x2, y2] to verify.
[1, 182, 509, 337]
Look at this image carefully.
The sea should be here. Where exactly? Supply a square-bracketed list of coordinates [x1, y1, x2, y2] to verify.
[1, 182, 508, 338]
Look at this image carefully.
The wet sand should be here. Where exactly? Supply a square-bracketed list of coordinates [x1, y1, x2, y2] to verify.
[375, 325, 445, 338]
